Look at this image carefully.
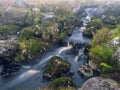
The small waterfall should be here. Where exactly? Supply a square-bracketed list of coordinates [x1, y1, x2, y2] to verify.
[74, 47, 85, 62]
[67, 42, 70, 46]
[22, 66, 31, 69]
[57, 45, 72, 56]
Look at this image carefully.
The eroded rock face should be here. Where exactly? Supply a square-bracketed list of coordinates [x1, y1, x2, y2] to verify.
[79, 77, 120, 90]
[108, 36, 120, 47]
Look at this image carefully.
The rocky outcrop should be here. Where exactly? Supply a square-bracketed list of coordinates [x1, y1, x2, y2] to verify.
[0, 7, 27, 25]
[108, 36, 120, 47]
[79, 77, 120, 90]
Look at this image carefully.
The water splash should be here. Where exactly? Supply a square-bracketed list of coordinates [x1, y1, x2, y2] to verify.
[74, 48, 85, 62]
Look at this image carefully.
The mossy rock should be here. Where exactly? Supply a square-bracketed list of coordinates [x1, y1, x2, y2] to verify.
[49, 77, 77, 90]
[0, 25, 19, 35]
[83, 29, 93, 38]
[43, 56, 71, 80]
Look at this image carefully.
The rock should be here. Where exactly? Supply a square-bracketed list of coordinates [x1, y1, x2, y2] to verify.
[32, 8, 40, 15]
[12, 0, 29, 8]
[108, 36, 120, 47]
[114, 47, 120, 64]
[49, 77, 77, 90]
[0, 7, 27, 25]
[0, 39, 20, 76]
[82, 30, 93, 38]
[79, 77, 120, 90]
[43, 56, 71, 80]
[1, 59, 21, 76]
[0, 40, 18, 58]
[78, 64, 93, 77]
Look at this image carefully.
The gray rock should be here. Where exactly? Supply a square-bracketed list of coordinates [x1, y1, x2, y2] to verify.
[0, 7, 27, 25]
[79, 77, 120, 90]
[0, 40, 18, 57]
[108, 36, 120, 47]
[12, 0, 29, 8]
[78, 65, 93, 77]
[114, 47, 120, 63]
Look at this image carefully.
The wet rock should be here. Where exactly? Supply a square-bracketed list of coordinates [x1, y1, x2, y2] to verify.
[108, 36, 120, 47]
[0, 40, 20, 76]
[58, 39, 65, 46]
[70, 42, 85, 54]
[79, 77, 120, 90]
[78, 64, 93, 77]
[82, 30, 93, 38]
[1, 59, 21, 76]
[0, 40, 18, 58]
[43, 56, 71, 80]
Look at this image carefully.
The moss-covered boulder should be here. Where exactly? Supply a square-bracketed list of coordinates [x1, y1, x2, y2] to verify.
[49, 77, 76, 90]
[43, 56, 71, 80]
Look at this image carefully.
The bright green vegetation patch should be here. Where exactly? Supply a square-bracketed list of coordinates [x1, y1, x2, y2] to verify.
[43, 56, 71, 79]
[0, 25, 19, 35]
[15, 38, 49, 61]
[90, 27, 120, 74]
[91, 28, 110, 47]
[49, 77, 76, 90]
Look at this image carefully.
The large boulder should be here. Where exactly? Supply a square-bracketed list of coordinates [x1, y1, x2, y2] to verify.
[79, 77, 120, 90]
[43, 56, 71, 80]
[0, 7, 28, 25]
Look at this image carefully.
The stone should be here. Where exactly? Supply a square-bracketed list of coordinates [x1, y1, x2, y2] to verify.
[108, 36, 120, 47]
[78, 64, 93, 77]
[43, 56, 71, 80]
[114, 47, 120, 64]
[0, 40, 18, 57]
[79, 77, 120, 90]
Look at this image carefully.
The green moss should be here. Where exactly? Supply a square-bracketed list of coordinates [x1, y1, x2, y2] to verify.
[43, 56, 71, 79]
[91, 28, 110, 47]
[20, 26, 34, 39]
[49, 77, 76, 90]
[60, 33, 66, 40]
[15, 53, 25, 61]
[0, 25, 19, 35]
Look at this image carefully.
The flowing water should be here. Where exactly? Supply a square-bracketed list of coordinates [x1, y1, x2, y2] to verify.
[0, 7, 97, 90]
